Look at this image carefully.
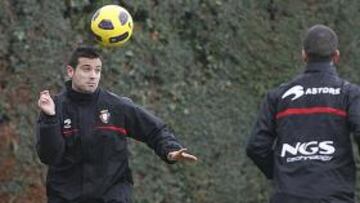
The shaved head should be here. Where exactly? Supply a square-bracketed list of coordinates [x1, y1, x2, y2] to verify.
[303, 24, 338, 59]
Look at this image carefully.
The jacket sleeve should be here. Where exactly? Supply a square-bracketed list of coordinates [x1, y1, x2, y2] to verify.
[246, 91, 277, 179]
[347, 84, 360, 154]
[35, 97, 65, 165]
[124, 103, 183, 164]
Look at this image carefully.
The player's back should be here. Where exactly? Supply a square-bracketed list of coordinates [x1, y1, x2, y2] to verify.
[272, 62, 356, 202]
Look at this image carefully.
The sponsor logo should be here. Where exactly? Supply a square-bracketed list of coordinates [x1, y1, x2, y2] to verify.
[99, 109, 111, 124]
[64, 118, 72, 129]
[282, 85, 340, 101]
[281, 141, 335, 163]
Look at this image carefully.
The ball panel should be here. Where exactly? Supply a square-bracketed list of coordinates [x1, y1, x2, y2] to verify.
[98, 19, 114, 30]
[118, 11, 128, 25]
[109, 32, 129, 43]
[90, 29, 103, 42]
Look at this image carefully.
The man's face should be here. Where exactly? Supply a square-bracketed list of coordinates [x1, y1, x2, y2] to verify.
[67, 57, 102, 93]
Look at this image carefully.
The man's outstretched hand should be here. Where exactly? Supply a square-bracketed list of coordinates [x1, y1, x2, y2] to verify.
[167, 148, 198, 162]
[38, 90, 56, 116]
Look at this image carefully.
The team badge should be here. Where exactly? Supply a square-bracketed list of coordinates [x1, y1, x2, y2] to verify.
[99, 109, 111, 124]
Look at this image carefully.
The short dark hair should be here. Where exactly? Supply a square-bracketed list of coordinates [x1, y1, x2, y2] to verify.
[68, 46, 101, 68]
[303, 24, 338, 60]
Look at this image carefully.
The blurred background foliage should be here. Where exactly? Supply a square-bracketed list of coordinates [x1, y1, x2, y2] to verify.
[0, 0, 360, 202]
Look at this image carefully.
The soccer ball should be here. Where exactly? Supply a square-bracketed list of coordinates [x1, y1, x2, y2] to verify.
[90, 5, 133, 47]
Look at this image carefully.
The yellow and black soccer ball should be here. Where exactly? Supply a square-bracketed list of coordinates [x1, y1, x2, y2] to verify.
[90, 5, 133, 47]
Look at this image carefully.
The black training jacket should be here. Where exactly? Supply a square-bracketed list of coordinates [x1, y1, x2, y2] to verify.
[246, 62, 360, 203]
[36, 81, 182, 202]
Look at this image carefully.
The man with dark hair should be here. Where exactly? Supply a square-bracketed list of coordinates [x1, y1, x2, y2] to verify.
[246, 24, 360, 203]
[36, 46, 198, 203]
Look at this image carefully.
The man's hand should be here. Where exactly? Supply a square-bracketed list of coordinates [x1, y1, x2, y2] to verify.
[38, 90, 56, 116]
[167, 148, 198, 162]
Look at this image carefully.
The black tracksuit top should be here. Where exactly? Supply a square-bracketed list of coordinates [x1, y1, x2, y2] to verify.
[36, 81, 182, 202]
[247, 62, 360, 203]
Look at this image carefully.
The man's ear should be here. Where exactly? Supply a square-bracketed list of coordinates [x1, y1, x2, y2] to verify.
[66, 65, 75, 78]
[332, 49, 340, 64]
[302, 49, 308, 63]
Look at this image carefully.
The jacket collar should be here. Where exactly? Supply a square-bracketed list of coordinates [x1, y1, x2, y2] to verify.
[65, 80, 100, 103]
[304, 61, 337, 74]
